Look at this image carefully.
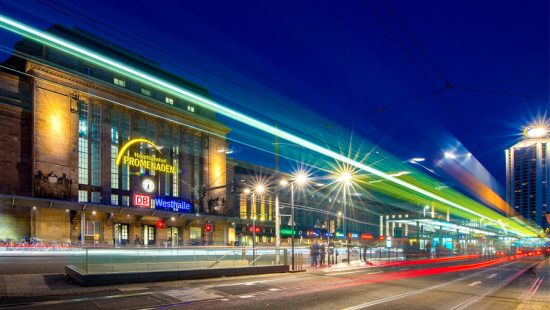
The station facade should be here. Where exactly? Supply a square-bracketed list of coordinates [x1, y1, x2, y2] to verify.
[0, 25, 231, 246]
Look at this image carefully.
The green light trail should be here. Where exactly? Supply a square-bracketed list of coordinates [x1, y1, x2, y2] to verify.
[0, 14, 539, 237]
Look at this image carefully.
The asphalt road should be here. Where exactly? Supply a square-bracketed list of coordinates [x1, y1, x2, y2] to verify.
[0, 255, 547, 310]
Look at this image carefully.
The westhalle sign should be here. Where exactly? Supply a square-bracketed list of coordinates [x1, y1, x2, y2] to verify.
[115, 138, 175, 173]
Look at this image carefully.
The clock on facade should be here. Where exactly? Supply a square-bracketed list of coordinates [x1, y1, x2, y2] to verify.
[142, 178, 155, 193]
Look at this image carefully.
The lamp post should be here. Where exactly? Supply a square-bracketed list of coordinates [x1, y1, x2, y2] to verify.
[337, 171, 353, 264]
[276, 179, 288, 265]
[252, 184, 265, 265]
[287, 171, 309, 271]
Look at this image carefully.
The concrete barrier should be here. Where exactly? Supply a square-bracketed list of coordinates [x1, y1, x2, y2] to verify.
[65, 264, 289, 286]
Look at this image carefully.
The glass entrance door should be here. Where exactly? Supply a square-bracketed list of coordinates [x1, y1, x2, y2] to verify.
[142, 225, 156, 246]
[114, 223, 129, 245]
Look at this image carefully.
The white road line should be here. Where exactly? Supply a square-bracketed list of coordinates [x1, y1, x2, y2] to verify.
[341, 260, 520, 310]
[268, 288, 282, 291]
[486, 274, 496, 279]
[328, 271, 363, 276]
[238, 295, 255, 299]
[468, 281, 482, 287]
[398, 268, 410, 271]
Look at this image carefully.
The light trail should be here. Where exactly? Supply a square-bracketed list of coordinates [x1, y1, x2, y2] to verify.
[0, 14, 539, 237]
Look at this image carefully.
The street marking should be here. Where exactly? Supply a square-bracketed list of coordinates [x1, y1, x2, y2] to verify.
[268, 288, 282, 291]
[398, 268, 410, 271]
[341, 260, 520, 310]
[238, 295, 255, 299]
[468, 281, 482, 287]
[486, 274, 496, 279]
[221, 298, 230, 301]
[328, 271, 363, 276]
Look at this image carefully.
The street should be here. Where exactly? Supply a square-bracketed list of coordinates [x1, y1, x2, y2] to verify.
[0, 256, 547, 309]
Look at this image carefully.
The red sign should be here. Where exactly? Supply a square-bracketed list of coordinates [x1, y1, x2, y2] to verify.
[134, 194, 151, 207]
[361, 233, 373, 240]
[379, 236, 385, 241]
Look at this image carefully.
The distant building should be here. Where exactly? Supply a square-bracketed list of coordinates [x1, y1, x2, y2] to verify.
[505, 126, 550, 229]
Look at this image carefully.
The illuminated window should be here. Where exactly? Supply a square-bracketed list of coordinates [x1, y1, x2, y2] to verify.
[110, 194, 118, 205]
[260, 197, 266, 221]
[240, 193, 247, 218]
[251, 195, 257, 219]
[122, 195, 129, 206]
[78, 102, 89, 185]
[90, 105, 101, 187]
[190, 227, 201, 239]
[187, 105, 195, 112]
[85, 221, 101, 236]
[91, 192, 101, 203]
[110, 111, 119, 189]
[120, 114, 130, 190]
[140, 88, 151, 96]
[172, 131, 179, 197]
[113, 77, 126, 87]
[165, 96, 174, 105]
[78, 190, 88, 202]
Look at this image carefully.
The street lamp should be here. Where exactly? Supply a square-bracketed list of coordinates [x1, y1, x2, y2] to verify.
[336, 169, 354, 264]
[289, 170, 309, 270]
[252, 184, 265, 263]
[275, 179, 289, 264]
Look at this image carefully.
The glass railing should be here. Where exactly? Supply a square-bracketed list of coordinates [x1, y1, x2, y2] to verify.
[68, 247, 288, 274]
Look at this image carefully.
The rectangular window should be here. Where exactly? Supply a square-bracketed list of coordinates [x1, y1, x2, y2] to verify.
[190, 227, 201, 239]
[148, 227, 155, 241]
[78, 190, 88, 202]
[90, 105, 101, 187]
[240, 193, 247, 219]
[111, 111, 119, 189]
[251, 196, 257, 219]
[140, 88, 151, 96]
[172, 130, 179, 197]
[85, 221, 101, 236]
[165, 96, 174, 105]
[78, 101, 89, 185]
[83, 66, 94, 76]
[164, 127, 171, 197]
[113, 77, 126, 87]
[91, 191, 101, 203]
[111, 194, 119, 205]
[187, 105, 195, 112]
[260, 197, 266, 221]
[122, 195, 129, 207]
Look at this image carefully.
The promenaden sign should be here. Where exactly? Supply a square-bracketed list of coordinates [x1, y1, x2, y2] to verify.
[153, 197, 192, 213]
[115, 138, 175, 174]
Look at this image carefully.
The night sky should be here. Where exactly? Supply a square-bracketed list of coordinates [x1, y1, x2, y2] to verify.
[0, 0, 548, 189]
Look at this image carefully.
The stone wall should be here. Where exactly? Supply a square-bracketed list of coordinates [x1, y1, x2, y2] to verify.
[33, 207, 71, 242]
[0, 206, 30, 241]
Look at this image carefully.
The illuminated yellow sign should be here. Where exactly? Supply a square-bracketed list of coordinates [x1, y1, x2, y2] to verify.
[116, 138, 175, 174]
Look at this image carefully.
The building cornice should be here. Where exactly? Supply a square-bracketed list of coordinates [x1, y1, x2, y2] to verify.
[25, 61, 230, 136]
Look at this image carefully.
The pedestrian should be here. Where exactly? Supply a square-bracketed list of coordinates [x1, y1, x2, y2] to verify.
[328, 242, 335, 266]
[310, 239, 320, 266]
[426, 241, 432, 259]
[134, 235, 141, 246]
[320, 242, 326, 266]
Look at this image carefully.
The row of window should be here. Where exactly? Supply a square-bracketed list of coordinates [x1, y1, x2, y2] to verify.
[112, 77, 196, 113]
[77, 100, 204, 205]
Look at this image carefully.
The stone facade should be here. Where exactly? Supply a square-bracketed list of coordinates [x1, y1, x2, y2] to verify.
[0, 28, 237, 245]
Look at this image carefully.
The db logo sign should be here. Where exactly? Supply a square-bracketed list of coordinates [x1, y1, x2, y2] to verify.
[134, 194, 151, 207]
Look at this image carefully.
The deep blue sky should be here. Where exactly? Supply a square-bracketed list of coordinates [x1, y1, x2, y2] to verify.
[1, 0, 548, 189]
